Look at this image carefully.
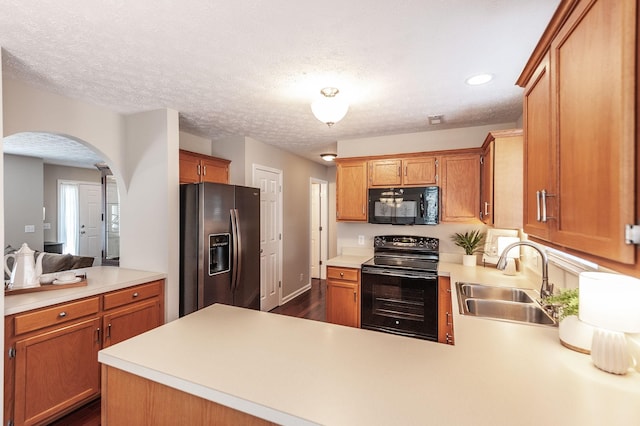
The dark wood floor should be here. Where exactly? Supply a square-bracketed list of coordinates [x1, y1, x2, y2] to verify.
[270, 278, 326, 321]
[50, 279, 326, 425]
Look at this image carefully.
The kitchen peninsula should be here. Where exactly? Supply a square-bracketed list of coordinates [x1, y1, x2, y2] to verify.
[99, 264, 640, 426]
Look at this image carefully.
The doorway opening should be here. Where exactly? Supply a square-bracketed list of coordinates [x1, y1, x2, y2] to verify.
[310, 179, 328, 280]
[58, 180, 102, 265]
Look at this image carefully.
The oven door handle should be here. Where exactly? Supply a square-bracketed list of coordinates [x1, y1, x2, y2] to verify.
[363, 268, 437, 280]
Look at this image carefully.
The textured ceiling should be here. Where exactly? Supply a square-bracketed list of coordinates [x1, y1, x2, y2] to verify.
[0, 0, 560, 165]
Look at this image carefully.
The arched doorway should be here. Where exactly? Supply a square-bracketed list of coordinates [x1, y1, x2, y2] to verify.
[3, 132, 121, 265]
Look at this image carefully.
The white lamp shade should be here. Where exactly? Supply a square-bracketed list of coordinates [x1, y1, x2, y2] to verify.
[579, 272, 640, 333]
[311, 96, 349, 125]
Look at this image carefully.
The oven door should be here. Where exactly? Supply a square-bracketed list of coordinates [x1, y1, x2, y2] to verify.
[361, 266, 438, 341]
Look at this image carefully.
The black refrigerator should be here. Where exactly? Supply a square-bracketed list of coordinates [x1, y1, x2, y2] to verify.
[179, 182, 260, 316]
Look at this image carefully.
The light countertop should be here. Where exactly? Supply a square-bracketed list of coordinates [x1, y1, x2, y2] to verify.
[325, 247, 373, 269]
[4, 266, 166, 315]
[99, 262, 640, 425]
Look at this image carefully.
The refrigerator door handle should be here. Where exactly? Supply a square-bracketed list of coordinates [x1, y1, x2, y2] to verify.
[235, 209, 243, 291]
[230, 208, 240, 291]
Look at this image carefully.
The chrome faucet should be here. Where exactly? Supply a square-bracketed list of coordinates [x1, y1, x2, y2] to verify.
[496, 241, 554, 299]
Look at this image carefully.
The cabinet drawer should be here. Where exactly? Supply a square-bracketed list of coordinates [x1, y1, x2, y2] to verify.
[327, 267, 359, 282]
[13, 297, 100, 336]
[103, 281, 163, 311]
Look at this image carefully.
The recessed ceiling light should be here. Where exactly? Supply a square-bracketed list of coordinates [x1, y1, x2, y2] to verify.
[466, 73, 493, 86]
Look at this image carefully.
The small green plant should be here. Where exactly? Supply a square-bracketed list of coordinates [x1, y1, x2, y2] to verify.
[451, 230, 485, 255]
[545, 288, 579, 320]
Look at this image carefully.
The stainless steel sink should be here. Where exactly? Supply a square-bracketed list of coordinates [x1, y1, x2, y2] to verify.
[455, 282, 556, 327]
[458, 282, 535, 303]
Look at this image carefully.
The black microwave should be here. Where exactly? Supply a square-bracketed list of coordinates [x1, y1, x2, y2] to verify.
[368, 187, 439, 225]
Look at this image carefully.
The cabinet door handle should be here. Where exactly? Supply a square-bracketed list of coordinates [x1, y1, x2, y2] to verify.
[484, 202, 490, 216]
[536, 190, 541, 222]
[197, 164, 201, 176]
[446, 311, 452, 326]
[58, 311, 67, 318]
[541, 190, 555, 223]
[404, 165, 408, 176]
[107, 323, 112, 339]
[96, 327, 101, 343]
[340, 272, 344, 277]
[353, 291, 357, 302]
[132, 292, 139, 298]
[397, 166, 401, 177]
[203, 165, 207, 176]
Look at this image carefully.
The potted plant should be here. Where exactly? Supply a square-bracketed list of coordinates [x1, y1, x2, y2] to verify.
[451, 230, 485, 267]
[545, 288, 592, 354]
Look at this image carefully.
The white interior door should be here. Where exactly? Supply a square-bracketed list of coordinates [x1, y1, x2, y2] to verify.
[310, 183, 320, 279]
[78, 183, 102, 264]
[310, 179, 328, 280]
[254, 166, 282, 312]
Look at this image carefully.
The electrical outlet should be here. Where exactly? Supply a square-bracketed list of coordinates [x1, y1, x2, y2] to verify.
[24, 225, 35, 233]
[299, 273, 304, 282]
[43, 222, 51, 230]
[358, 235, 365, 245]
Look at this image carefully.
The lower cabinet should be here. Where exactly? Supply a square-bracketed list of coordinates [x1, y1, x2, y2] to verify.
[4, 280, 165, 425]
[437, 277, 455, 345]
[14, 317, 102, 426]
[326, 266, 360, 328]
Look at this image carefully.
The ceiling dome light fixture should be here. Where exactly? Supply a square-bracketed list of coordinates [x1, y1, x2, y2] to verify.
[320, 153, 337, 162]
[311, 87, 349, 127]
[465, 73, 493, 86]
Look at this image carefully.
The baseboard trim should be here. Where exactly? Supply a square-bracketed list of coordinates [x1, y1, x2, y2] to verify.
[281, 282, 311, 305]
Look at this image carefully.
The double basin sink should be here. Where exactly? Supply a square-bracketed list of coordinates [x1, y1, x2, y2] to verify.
[455, 282, 556, 326]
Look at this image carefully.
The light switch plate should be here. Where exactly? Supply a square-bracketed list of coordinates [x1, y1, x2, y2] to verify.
[24, 225, 35, 233]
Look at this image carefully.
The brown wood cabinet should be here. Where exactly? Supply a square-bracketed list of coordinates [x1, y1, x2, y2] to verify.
[326, 266, 360, 327]
[480, 129, 523, 229]
[517, 0, 636, 265]
[440, 152, 481, 223]
[335, 159, 368, 222]
[4, 280, 165, 426]
[102, 366, 274, 425]
[102, 281, 164, 348]
[368, 156, 437, 187]
[179, 150, 230, 184]
[437, 276, 454, 345]
[522, 53, 553, 241]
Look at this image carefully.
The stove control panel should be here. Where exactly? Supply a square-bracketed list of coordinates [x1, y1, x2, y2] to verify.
[373, 235, 439, 251]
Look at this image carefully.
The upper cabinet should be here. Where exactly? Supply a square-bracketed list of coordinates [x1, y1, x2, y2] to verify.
[369, 156, 437, 187]
[179, 150, 230, 184]
[480, 129, 523, 229]
[440, 152, 481, 223]
[521, 53, 553, 241]
[517, 0, 636, 265]
[335, 150, 480, 223]
[336, 159, 368, 222]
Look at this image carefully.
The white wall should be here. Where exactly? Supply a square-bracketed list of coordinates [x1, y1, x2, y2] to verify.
[2, 78, 180, 321]
[122, 110, 180, 320]
[335, 122, 518, 257]
[179, 131, 211, 155]
[3, 154, 44, 250]
[338, 123, 515, 158]
[210, 134, 247, 186]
